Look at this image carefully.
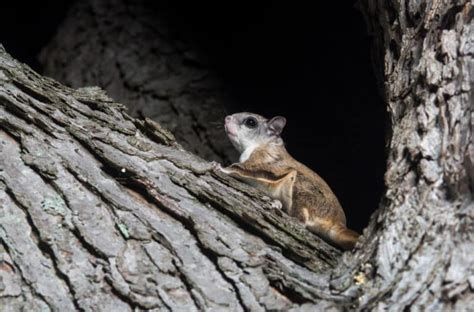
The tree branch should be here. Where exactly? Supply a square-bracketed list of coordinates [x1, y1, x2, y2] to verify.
[0, 46, 347, 311]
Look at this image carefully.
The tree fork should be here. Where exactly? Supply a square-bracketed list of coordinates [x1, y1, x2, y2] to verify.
[1, 0, 473, 310]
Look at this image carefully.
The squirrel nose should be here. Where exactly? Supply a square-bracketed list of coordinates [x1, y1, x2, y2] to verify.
[225, 116, 232, 123]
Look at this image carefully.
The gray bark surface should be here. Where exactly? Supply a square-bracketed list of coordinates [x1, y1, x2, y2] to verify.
[353, 0, 474, 309]
[0, 46, 343, 311]
[40, 0, 237, 164]
[1, 0, 473, 311]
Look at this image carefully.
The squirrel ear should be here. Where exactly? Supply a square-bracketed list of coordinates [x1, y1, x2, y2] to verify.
[268, 116, 286, 135]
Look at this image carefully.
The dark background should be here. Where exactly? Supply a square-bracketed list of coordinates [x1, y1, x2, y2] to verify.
[0, 1, 386, 232]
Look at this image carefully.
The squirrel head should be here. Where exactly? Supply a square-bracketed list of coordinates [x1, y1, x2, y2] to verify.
[224, 112, 286, 154]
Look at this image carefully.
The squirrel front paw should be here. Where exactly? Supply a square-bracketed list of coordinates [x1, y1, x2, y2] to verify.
[209, 161, 223, 172]
[269, 199, 283, 210]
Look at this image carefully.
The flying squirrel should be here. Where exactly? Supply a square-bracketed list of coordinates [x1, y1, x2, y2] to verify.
[212, 112, 360, 250]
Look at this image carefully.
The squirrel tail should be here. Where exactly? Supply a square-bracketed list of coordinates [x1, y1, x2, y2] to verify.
[307, 221, 360, 250]
[328, 224, 360, 250]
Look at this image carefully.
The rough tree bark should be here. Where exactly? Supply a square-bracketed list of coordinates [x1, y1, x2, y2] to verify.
[0, 1, 473, 312]
[40, 0, 237, 164]
[353, 0, 474, 309]
[0, 46, 343, 311]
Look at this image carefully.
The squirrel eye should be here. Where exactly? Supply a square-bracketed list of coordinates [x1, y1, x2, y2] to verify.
[243, 117, 258, 128]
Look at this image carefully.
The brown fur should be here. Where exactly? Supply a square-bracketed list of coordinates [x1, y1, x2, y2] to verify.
[219, 113, 360, 250]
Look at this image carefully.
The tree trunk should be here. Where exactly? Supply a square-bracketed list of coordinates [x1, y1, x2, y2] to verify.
[352, 0, 474, 309]
[39, 0, 237, 164]
[1, 0, 473, 311]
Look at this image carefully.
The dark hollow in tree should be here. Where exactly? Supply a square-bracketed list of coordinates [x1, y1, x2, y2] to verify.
[0, 0, 473, 311]
[33, 0, 387, 233]
[0, 0, 387, 232]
